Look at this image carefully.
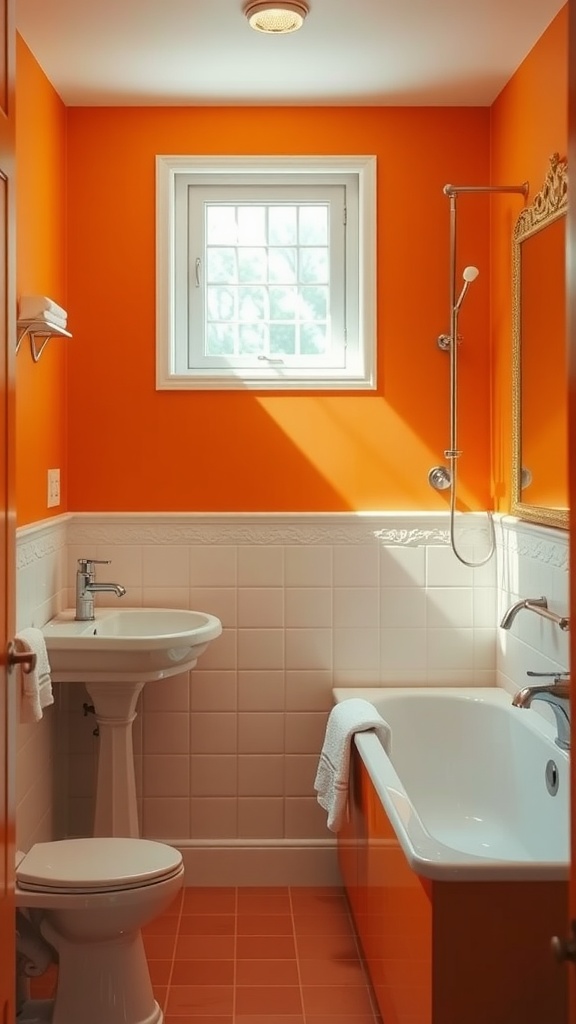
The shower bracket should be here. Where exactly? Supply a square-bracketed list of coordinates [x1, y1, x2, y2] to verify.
[437, 333, 461, 351]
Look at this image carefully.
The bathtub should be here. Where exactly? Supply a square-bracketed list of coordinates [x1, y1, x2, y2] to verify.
[333, 686, 569, 881]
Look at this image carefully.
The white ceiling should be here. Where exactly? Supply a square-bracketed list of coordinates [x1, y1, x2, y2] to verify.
[16, 0, 565, 108]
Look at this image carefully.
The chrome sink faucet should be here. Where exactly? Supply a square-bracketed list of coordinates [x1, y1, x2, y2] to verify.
[511, 671, 571, 751]
[75, 558, 127, 621]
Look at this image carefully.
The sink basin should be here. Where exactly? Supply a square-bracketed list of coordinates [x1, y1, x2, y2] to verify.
[42, 607, 223, 683]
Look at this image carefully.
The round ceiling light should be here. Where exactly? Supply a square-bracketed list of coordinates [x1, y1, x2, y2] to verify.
[244, 1, 310, 34]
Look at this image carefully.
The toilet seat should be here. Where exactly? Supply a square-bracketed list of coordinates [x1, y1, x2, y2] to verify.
[17, 837, 183, 894]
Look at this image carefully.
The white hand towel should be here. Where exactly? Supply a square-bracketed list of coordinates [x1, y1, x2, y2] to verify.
[314, 698, 391, 833]
[18, 295, 67, 322]
[15, 628, 53, 724]
[21, 311, 67, 329]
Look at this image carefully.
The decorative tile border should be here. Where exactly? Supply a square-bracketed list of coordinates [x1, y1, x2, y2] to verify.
[497, 516, 569, 571]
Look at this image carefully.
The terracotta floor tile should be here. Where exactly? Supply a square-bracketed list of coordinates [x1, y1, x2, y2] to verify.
[236, 935, 297, 960]
[298, 958, 367, 986]
[301, 985, 375, 1016]
[237, 913, 294, 935]
[237, 892, 291, 914]
[182, 888, 237, 914]
[179, 914, 235, 935]
[235, 1017, 304, 1024]
[235, 985, 303, 1015]
[290, 887, 347, 911]
[142, 914, 181, 935]
[163, 1018, 232, 1024]
[166, 984, 234, 1016]
[306, 1017, 379, 1024]
[142, 933, 177, 959]
[152, 985, 168, 1011]
[292, 910, 354, 936]
[171, 959, 235, 986]
[175, 934, 236, 960]
[148, 959, 173, 985]
[295, 932, 359, 959]
[236, 959, 300, 986]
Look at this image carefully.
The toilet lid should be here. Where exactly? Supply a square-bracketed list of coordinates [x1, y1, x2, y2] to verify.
[17, 838, 183, 893]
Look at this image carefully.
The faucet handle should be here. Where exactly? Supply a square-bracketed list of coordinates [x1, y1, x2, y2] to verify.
[77, 558, 111, 574]
[527, 670, 570, 681]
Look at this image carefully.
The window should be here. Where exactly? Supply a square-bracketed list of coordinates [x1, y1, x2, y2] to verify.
[156, 156, 376, 391]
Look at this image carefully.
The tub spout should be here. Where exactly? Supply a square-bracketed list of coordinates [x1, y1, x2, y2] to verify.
[512, 679, 570, 751]
[500, 596, 569, 632]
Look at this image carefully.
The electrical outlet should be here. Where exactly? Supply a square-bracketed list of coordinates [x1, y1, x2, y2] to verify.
[47, 468, 60, 508]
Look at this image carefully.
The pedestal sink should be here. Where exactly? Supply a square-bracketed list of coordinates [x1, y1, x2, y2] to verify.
[42, 608, 222, 838]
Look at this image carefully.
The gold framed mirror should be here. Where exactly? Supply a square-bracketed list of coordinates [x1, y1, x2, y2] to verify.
[511, 153, 568, 530]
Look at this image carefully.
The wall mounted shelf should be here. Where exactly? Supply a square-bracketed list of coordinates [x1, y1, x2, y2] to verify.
[16, 319, 72, 362]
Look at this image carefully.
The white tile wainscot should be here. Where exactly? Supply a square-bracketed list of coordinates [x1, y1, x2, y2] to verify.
[15, 511, 567, 884]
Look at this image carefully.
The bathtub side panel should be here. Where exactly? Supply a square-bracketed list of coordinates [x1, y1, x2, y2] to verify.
[433, 880, 568, 1024]
[340, 751, 433, 1024]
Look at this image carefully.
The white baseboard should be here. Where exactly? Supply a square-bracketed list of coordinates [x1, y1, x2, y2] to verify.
[175, 838, 342, 887]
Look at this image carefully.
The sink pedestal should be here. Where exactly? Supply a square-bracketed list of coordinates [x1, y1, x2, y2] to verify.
[86, 680, 146, 838]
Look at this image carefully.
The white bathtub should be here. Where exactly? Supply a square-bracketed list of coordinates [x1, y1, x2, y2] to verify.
[333, 686, 569, 881]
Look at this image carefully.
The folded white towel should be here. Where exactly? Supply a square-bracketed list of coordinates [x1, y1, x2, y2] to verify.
[20, 311, 67, 329]
[15, 628, 53, 724]
[18, 295, 67, 322]
[314, 698, 391, 833]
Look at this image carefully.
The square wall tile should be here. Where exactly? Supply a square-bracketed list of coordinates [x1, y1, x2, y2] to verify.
[238, 755, 284, 796]
[238, 629, 284, 670]
[142, 546, 190, 588]
[333, 628, 379, 672]
[238, 588, 284, 628]
[189, 586, 237, 627]
[285, 712, 328, 754]
[333, 588, 379, 629]
[426, 588, 473, 629]
[285, 629, 332, 671]
[190, 671, 237, 712]
[285, 670, 334, 711]
[190, 755, 238, 797]
[380, 545, 426, 588]
[143, 711, 190, 754]
[285, 754, 318, 796]
[285, 546, 332, 587]
[380, 627, 427, 672]
[285, 588, 332, 628]
[189, 546, 237, 587]
[333, 545, 379, 586]
[143, 672, 190, 712]
[189, 797, 237, 838]
[190, 712, 238, 754]
[238, 546, 284, 587]
[143, 755, 190, 798]
[238, 798, 284, 839]
[426, 627, 475, 671]
[380, 587, 426, 628]
[426, 546, 474, 587]
[142, 797, 190, 838]
[238, 671, 285, 711]
[238, 712, 284, 754]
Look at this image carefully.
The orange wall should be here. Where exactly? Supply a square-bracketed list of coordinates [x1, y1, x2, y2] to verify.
[15, 36, 67, 527]
[490, 6, 568, 512]
[63, 106, 490, 513]
[15, 9, 566, 523]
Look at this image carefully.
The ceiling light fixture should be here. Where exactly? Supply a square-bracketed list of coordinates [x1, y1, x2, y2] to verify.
[244, 1, 309, 34]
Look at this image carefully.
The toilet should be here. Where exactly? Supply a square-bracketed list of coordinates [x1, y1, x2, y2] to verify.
[15, 837, 184, 1024]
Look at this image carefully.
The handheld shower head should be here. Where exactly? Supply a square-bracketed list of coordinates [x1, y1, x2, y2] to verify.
[462, 265, 479, 283]
[454, 265, 480, 312]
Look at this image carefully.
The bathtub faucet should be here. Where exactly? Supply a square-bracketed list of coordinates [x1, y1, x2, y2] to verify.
[512, 672, 570, 751]
[500, 596, 570, 632]
[75, 558, 127, 621]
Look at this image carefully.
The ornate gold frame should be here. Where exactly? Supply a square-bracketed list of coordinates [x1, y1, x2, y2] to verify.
[510, 153, 568, 530]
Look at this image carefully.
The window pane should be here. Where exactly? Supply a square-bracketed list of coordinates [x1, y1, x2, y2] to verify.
[300, 248, 329, 284]
[301, 323, 328, 355]
[239, 323, 266, 354]
[269, 247, 297, 283]
[206, 206, 237, 244]
[268, 206, 297, 245]
[207, 285, 237, 321]
[206, 322, 237, 355]
[299, 205, 328, 245]
[207, 247, 237, 283]
[238, 206, 266, 244]
[270, 324, 296, 354]
[238, 247, 267, 283]
[239, 285, 267, 321]
[270, 286, 297, 320]
[300, 285, 328, 320]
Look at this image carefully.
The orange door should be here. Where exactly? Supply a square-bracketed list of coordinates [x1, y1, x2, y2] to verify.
[0, 0, 16, 1017]
[569, 2, 576, 1021]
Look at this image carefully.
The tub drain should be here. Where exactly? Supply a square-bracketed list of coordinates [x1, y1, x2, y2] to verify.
[545, 759, 560, 796]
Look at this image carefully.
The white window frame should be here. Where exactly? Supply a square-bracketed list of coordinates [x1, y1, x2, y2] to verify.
[156, 155, 377, 391]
